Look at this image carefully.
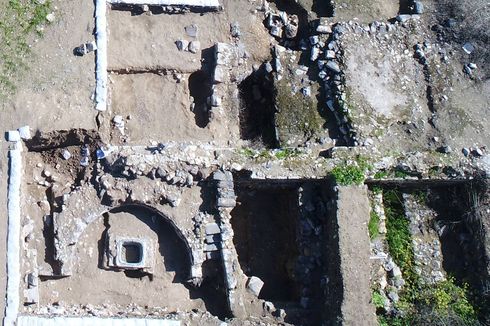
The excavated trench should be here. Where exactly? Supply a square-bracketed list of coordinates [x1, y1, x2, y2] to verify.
[238, 68, 278, 148]
[370, 179, 490, 322]
[230, 179, 339, 325]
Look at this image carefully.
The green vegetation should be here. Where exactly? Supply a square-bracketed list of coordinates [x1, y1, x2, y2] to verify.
[331, 155, 371, 186]
[238, 147, 302, 161]
[372, 290, 386, 309]
[368, 210, 380, 239]
[331, 164, 365, 186]
[379, 189, 480, 325]
[394, 169, 411, 179]
[384, 189, 418, 295]
[0, 0, 52, 97]
[274, 80, 324, 146]
[374, 170, 389, 179]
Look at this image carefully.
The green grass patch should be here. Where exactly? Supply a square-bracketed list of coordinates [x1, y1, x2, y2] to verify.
[384, 189, 418, 294]
[368, 210, 380, 240]
[0, 0, 52, 97]
[331, 155, 370, 186]
[331, 164, 365, 186]
[374, 170, 390, 179]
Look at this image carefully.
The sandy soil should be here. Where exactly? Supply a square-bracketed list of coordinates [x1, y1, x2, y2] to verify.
[108, 1, 270, 72]
[0, 0, 97, 133]
[334, 0, 399, 23]
[109, 73, 228, 144]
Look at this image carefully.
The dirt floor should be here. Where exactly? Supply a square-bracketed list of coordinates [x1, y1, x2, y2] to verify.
[35, 207, 226, 315]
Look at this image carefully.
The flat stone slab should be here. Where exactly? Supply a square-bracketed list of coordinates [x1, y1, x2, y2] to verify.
[108, 0, 220, 7]
[17, 316, 181, 326]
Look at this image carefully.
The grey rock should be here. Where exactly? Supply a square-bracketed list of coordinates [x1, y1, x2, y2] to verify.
[230, 22, 241, 37]
[175, 39, 189, 51]
[270, 25, 283, 38]
[396, 14, 412, 23]
[188, 41, 200, 54]
[413, 1, 424, 14]
[387, 291, 399, 303]
[462, 147, 470, 156]
[247, 276, 264, 296]
[61, 149, 71, 160]
[310, 46, 320, 61]
[326, 61, 341, 73]
[462, 42, 475, 54]
[205, 223, 221, 235]
[185, 24, 198, 37]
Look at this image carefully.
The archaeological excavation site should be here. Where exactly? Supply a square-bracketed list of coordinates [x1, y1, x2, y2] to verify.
[0, 0, 489, 325]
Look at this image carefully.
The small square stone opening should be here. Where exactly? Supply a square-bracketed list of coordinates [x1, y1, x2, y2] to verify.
[121, 242, 143, 264]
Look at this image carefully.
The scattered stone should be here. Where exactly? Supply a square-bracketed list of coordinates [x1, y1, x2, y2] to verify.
[18, 126, 31, 139]
[437, 145, 452, 154]
[46, 13, 55, 23]
[185, 24, 198, 37]
[301, 87, 311, 97]
[230, 22, 241, 37]
[263, 301, 275, 313]
[61, 149, 71, 160]
[188, 41, 200, 54]
[246, 276, 264, 296]
[462, 42, 475, 55]
[462, 147, 470, 157]
[175, 39, 189, 51]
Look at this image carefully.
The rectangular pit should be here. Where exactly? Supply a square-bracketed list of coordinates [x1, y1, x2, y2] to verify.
[230, 179, 341, 325]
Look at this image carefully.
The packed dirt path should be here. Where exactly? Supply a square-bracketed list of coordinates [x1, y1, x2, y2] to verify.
[336, 185, 377, 326]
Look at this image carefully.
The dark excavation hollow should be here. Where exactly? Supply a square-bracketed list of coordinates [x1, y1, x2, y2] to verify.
[238, 69, 278, 148]
[122, 242, 143, 263]
[399, 0, 413, 14]
[230, 180, 335, 325]
[189, 70, 212, 128]
[231, 184, 300, 301]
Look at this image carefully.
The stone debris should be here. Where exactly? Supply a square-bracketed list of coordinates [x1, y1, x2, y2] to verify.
[247, 276, 264, 297]
[18, 126, 31, 140]
[184, 24, 198, 37]
[175, 39, 189, 51]
[188, 40, 200, 54]
[266, 10, 299, 39]
[61, 149, 72, 160]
